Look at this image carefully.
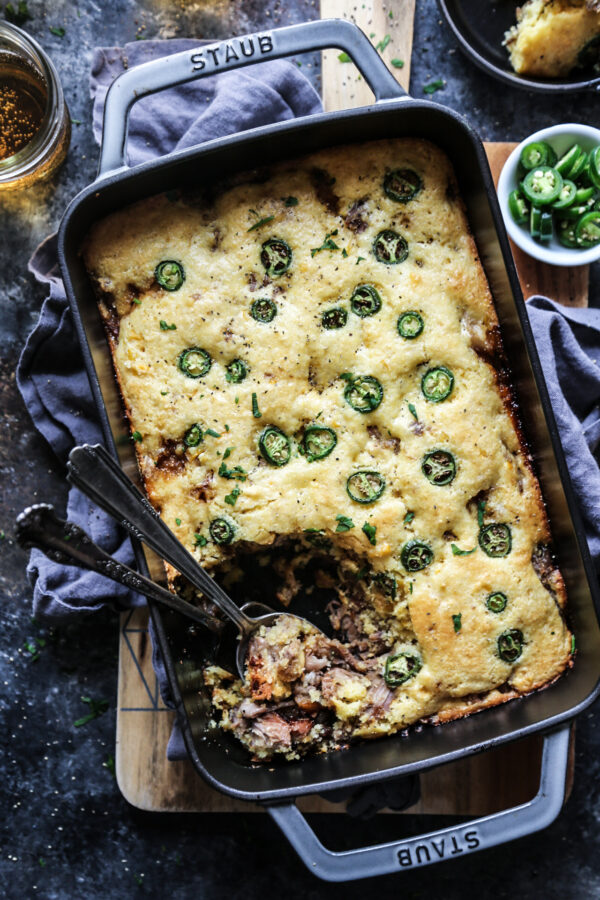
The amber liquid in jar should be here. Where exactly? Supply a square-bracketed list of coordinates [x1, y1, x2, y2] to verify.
[0, 50, 47, 160]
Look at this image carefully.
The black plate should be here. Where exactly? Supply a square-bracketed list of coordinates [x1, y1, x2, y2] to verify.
[437, 0, 600, 94]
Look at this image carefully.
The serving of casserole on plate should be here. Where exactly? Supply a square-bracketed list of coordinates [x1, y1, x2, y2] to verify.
[82, 136, 573, 761]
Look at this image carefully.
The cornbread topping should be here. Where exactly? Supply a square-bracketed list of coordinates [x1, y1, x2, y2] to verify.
[504, 0, 600, 78]
[83, 138, 573, 761]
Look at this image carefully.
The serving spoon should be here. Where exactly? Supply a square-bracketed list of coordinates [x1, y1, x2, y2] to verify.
[65, 444, 314, 679]
[15, 502, 224, 634]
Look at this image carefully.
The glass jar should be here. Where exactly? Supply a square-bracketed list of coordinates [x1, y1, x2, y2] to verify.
[0, 21, 70, 191]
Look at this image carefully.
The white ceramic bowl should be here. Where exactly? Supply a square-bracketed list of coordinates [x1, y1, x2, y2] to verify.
[497, 123, 600, 267]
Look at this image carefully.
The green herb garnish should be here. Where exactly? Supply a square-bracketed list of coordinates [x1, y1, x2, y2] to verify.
[376, 34, 391, 53]
[224, 486, 241, 506]
[408, 402, 418, 420]
[311, 229, 340, 257]
[362, 522, 377, 545]
[391, 58, 404, 69]
[451, 544, 476, 556]
[335, 514, 355, 532]
[103, 755, 116, 777]
[218, 461, 247, 481]
[571, 634, 576, 654]
[159, 320, 177, 331]
[404, 512, 415, 525]
[175, 518, 181, 526]
[74, 696, 108, 728]
[477, 499, 487, 527]
[252, 392, 262, 418]
[204, 428, 220, 438]
[132, 298, 142, 305]
[284, 196, 298, 206]
[423, 78, 444, 95]
[247, 214, 275, 232]
[338, 52, 351, 62]
[49, 25, 65, 36]
[223, 447, 233, 460]
[131, 431, 142, 443]
[452, 613, 462, 633]
[194, 533, 208, 547]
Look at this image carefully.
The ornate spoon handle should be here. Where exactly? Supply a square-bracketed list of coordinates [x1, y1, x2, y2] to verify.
[15, 503, 223, 634]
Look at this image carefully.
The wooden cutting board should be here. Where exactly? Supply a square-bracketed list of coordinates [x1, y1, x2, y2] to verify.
[115, 1, 582, 814]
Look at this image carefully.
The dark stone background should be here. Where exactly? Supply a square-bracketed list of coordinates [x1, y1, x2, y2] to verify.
[2, 1, 600, 897]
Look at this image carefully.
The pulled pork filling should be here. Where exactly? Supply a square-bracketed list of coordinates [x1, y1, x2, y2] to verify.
[204, 564, 422, 761]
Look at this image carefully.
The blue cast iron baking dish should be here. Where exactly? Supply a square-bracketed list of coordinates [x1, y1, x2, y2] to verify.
[56, 19, 600, 881]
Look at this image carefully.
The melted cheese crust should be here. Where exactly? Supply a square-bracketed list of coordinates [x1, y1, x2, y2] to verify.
[504, 0, 600, 77]
[84, 138, 572, 757]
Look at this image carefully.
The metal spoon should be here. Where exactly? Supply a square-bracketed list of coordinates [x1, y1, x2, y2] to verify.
[15, 503, 223, 634]
[66, 444, 313, 679]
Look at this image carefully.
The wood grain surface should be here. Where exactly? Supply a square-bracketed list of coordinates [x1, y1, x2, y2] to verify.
[115, 3, 581, 816]
[320, 0, 414, 109]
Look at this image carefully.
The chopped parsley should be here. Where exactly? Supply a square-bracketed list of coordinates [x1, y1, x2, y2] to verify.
[404, 511, 415, 525]
[204, 428, 220, 438]
[71, 119, 82, 126]
[24, 639, 42, 662]
[175, 518, 181, 526]
[311, 229, 340, 257]
[103, 755, 116, 777]
[452, 613, 462, 633]
[223, 447, 233, 459]
[252, 392, 262, 418]
[391, 58, 404, 69]
[160, 390, 168, 396]
[131, 431, 142, 443]
[74, 696, 108, 728]
[159, 320, 177, 331]
[409, 582, 413, 594]
[571, 634, 576, 654]
[451, 544, 476, 556]
[338, 51, 351, 63]
[224, 485, 241, 506]
[423, 78, 445, 95]
[247, 214, 275, 232]
[284, 196, 298, 206]
[49, 25, 66, 37]
[408, 402, 418, 420]
[194, 533, 208, 547]
[355, 256, 366, 265]
[132, 298, 142, 305]
[376, 34, 391, 53]
[38, 858, 46, 868]
[362, 521, 377, 545]
[477, 499, 487, 527]
[342, 248, 348, 258]
[218, 461, 247, 481]
[335, 514, 355, 532]
[4, 1, 31, 25]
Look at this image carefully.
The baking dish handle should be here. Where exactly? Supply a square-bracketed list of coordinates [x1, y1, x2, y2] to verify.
[98, 19, 405, 176]
[267, 725, 571, 882]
